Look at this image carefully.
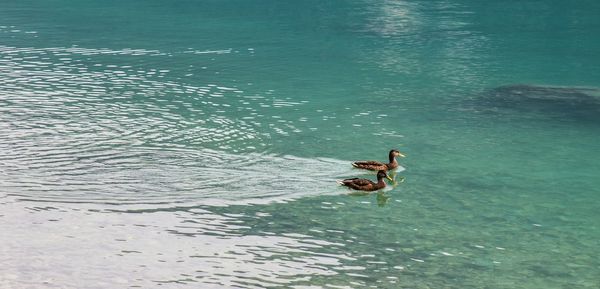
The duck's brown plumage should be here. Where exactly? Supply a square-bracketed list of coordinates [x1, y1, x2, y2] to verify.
[338, 170, 392, 191]
[352, 149, 405, 171]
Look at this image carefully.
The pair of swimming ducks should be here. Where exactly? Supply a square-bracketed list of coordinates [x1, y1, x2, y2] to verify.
[338, 149, 405, 192]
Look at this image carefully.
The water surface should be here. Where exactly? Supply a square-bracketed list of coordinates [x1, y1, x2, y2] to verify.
[1, 0, 600, 288]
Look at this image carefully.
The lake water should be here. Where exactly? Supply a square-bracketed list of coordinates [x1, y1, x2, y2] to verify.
[1, 0, 599, 288]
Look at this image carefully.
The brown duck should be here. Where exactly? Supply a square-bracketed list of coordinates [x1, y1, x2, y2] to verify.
[352, 149, 405, 171]
[337, 170, 393, 191]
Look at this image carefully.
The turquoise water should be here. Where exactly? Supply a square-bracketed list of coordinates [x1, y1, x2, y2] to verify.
[2, 0, 600, 288]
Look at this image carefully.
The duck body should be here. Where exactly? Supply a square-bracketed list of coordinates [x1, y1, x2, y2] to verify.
[351, 160, 395, 171]
[338, 170, 392, 191]
[352, 149, 405, 171]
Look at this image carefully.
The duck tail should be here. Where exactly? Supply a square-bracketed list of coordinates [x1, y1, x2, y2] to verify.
[336, 180, 346, 185]
[351, 162, 359, 168]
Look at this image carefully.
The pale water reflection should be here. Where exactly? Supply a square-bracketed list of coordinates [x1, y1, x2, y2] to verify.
[2, 200, 345, 288]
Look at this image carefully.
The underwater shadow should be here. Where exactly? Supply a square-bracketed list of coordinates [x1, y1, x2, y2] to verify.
[470, 84, 600, 123]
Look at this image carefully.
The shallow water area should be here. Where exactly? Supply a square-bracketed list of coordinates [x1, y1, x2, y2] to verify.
[2, 0, 600, 288]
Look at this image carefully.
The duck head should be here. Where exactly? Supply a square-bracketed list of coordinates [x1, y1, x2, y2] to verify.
[377, 170, 394, 182]
[389, 149, 406, 158]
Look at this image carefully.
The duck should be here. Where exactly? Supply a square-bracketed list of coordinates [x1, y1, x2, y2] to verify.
[337, 170, 393, 191]
[351, 149, 405, 171]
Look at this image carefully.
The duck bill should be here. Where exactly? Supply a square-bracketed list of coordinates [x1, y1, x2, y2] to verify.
[386, 175, 394, 182]
[398, 152, 406, 158]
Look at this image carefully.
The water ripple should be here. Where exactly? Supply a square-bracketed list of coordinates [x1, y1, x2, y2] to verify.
[2, 144, 360, 205]
[0, 43, 358, 205]
[0, 44, 310, 154]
